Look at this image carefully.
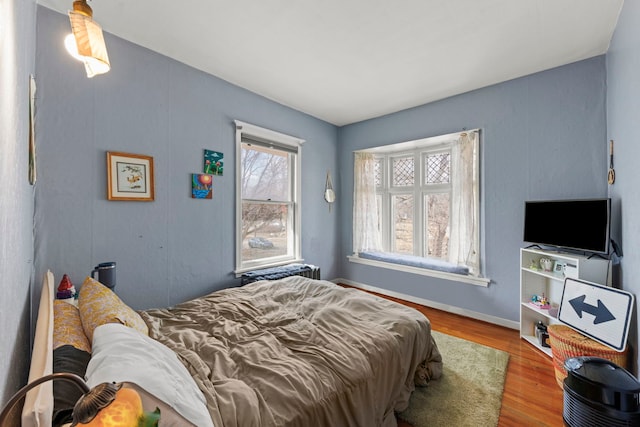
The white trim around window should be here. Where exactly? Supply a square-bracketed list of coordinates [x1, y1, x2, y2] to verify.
[234, 120, 304, 274]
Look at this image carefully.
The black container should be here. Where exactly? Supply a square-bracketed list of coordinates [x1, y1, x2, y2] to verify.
[535, 321, 550, 347]
[563, 356, 640, 427]
[91, 262, 116, 290]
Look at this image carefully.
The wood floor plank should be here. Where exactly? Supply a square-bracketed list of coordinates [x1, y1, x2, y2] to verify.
[341, 285, 564, 427]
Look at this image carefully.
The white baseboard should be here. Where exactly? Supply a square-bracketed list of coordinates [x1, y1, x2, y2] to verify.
[331, 277, 519, 330]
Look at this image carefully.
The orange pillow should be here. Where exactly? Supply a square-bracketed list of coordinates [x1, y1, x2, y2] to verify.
[78, 276, 148, 342]
[53, 300, 91, 353]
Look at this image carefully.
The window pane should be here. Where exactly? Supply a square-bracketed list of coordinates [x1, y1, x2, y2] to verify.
[392, 156, 414, 187]
[241, 202, 289, 262]
[425, 152, 450, 184]
[393, 194, 413, 254]
[424, 193, 450, 258]
[374, 157, 382, 187]
[241, 143, 289, 200]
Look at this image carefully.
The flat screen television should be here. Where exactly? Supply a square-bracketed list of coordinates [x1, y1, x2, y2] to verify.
[523, 198, 611, 255]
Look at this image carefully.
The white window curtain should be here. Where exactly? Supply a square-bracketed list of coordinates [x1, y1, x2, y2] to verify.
[353, 152, 382, 253]
[449, 131, 480, 275]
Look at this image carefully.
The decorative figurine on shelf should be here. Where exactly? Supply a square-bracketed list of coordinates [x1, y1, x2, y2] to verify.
[529, 260, 539, 270]
[530, 293, 551, 309]
[56, 274, 78, 305]
[539, 257, 553, 272]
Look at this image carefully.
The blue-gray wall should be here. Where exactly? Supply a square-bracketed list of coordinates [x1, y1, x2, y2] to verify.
[25, 0, 637, 392]
[607, 0, 640, 374]
[3, 0, 638, 411]
[34, 5, 611, 325]
[33, 7, 338, 310]
[337, 57, 608, 323]
[0, 0, 37, 414]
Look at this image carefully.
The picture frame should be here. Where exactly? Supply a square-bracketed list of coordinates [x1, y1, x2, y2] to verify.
[553, 260, 566, 274]
[107, 152, 154, 201]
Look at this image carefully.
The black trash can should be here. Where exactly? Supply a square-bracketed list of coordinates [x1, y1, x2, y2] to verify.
[563, 356, 640, 427]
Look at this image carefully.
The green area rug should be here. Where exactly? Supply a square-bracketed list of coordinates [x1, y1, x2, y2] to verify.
[398, 331, 510, 427]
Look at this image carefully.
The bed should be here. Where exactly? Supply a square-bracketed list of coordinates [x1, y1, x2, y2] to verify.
[21, 271, 443, 427]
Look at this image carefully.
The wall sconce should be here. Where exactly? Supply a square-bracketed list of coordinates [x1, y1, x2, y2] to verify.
[64, 0, 110, 78]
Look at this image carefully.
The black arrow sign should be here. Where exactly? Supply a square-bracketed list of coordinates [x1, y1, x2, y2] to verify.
[569, 295, 616, 324]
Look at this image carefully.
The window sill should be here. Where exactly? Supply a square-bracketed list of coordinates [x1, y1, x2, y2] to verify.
[347, 255, 490, 287]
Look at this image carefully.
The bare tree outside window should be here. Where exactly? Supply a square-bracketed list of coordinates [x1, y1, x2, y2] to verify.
[425, 193, 450, 258]
[241, 144, 291, 262]
[424, 153, 451, 258]
[393, 194, 414, 254]
[235, 121, 303, 271]
[375, 148, 452, 260]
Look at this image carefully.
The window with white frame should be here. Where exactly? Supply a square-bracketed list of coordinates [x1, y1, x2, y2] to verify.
[353, 130, 481, 277]
[235, 121, 304, 272]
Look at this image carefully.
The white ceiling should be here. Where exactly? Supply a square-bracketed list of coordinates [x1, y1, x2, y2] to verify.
[38, 0, 623, 126]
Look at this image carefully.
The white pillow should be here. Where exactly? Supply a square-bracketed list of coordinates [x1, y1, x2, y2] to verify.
[85, 323, 214, 427]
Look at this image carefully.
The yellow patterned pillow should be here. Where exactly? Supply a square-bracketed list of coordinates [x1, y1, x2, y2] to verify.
[53, 300, 91, 353]
[78, 276, 148, 342]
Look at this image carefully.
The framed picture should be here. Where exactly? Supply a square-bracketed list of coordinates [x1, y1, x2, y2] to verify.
[107, 152, 154, 201]
[553, 261, 566, 274]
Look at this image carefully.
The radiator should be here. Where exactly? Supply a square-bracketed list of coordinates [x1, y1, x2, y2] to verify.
[298, 265, 321, 280]
[241, 264, 320, 285]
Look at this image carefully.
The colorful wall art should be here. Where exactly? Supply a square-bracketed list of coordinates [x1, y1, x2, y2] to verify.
[192, 173, 213, 199]
[204, 150, 223, 176]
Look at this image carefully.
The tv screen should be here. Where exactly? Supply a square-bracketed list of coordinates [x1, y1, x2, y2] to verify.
[523, 198, 611, 255]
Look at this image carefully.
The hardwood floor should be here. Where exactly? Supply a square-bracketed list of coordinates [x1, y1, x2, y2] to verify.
[343, 285, 565, 427]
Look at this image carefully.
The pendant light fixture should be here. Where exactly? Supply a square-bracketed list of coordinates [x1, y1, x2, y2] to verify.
[64, 0, 110, 78]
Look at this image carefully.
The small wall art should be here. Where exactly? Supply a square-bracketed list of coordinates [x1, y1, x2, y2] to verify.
[29, 74, 37, 185]
[192, 173, 213, 199]
[203, 149, 224, 176]
[107, 152, 154, 201]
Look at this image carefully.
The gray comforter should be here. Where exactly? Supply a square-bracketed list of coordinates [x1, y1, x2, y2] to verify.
[140, 276, 442, 427]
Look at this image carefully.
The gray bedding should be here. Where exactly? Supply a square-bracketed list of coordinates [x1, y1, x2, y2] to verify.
[139, 276, 442, 427]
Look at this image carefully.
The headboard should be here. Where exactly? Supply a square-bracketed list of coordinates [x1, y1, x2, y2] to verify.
[21, 270, 55, 426]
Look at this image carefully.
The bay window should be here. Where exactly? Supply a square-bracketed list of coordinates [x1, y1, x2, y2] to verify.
[352, 130, 483, 281]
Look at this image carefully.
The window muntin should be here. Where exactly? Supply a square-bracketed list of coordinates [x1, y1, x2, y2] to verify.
[235, 121, 303, 272]
[392, 156, 414, 187]
[374, 157, 383, 188]
[425, 152, 450, 185]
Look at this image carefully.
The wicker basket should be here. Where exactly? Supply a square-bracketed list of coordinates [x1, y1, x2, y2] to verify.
[548, 324, 628, 389]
